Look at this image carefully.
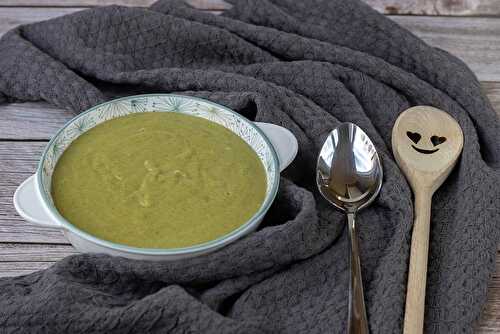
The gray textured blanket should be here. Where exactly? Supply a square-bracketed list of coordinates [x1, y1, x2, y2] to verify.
[0, 0, 499, 333]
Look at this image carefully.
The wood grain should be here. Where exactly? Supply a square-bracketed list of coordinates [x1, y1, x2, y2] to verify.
[391, 16, 500, 82]
[0, 262, 55, 278]
[0, 7, 80, 37]
[0, 141, 68, 244]
[482, 82, 500, 112]
[0, 243, 76, 262]
[364, 0, 500, 16]
[478, 264, 500, 333]
[392, 107, 464, 334]
[0, 102, 74, 140]
[0, 220, 67, 244]
[1, 8, 500, 81]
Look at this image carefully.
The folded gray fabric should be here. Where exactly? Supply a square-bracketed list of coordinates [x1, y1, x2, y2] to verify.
[0, 0, 499, 333]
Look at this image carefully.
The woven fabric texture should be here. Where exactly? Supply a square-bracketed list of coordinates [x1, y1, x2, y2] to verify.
[0, 0, 499, 333]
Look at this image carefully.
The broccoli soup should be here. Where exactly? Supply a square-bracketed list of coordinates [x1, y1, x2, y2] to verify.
[51, 112, 267, 248]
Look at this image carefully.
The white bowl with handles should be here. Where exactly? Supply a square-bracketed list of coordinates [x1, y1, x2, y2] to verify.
[13, 94, 298, 261]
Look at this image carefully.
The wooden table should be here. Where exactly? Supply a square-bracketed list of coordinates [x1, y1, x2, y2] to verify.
[0, 0, 498, 331]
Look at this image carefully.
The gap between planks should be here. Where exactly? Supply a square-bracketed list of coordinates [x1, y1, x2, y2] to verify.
[0, 262, 55, 278]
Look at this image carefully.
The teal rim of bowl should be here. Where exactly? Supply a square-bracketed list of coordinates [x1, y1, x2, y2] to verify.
[36, 94, 281, 256]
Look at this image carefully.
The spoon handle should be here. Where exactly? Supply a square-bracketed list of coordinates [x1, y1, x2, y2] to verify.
[403, 192, 432, 334]
[347, 212, 369, 334]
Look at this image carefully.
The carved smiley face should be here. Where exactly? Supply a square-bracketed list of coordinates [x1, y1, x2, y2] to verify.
[392, 106, 463, 174]
[406, 131, 447, 154]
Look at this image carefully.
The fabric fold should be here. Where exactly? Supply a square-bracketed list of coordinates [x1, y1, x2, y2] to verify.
[0, 0, 498, 333]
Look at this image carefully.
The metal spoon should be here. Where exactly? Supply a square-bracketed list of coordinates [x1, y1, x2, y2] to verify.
[316, 122, 383, 334]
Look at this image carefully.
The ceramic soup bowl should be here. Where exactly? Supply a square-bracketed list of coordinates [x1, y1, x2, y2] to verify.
[13, 94, 297, 260]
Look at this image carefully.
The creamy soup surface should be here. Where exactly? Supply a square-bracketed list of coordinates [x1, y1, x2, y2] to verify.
[51, 112, 267, 248]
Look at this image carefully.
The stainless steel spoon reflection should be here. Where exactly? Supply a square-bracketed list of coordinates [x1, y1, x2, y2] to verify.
[316, 123, 383, 334]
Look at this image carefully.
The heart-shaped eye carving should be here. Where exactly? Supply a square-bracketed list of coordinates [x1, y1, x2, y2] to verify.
[406, 131, 421, 144]
[431, 135, 447, 146]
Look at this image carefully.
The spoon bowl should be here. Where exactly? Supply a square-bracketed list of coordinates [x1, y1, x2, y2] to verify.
[317, 123, 383, 212]
[316, 122, 383, 334]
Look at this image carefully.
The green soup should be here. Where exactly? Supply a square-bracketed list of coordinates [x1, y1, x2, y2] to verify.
[51, 112, 267, 248]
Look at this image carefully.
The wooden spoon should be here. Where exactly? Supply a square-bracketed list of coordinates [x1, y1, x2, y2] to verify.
[391, 106, 464, 334]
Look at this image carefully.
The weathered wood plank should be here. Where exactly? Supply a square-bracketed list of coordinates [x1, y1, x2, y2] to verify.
[0, 262, 54, 278]
[364, 0, 500, 16]
[0, 7, 80, 37]
[0, 220, 68, 244]
[0, 9, 500, 81]
[0, 141, 68, 244]
[477, 261, 500, 333]
[482, 82, 500, 112]
[0, 102, 74, 140]
[0, 243, 76, 262]
[391, 16, 500, 82]
[0, 2, 225, 37]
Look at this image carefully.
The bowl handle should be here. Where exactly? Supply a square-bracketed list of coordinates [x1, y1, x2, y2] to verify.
[254, 122, 298, 172]
[13, 174, 61, 228]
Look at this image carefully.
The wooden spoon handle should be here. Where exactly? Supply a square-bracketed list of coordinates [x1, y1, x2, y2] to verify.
[404, 192, 432, 334]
